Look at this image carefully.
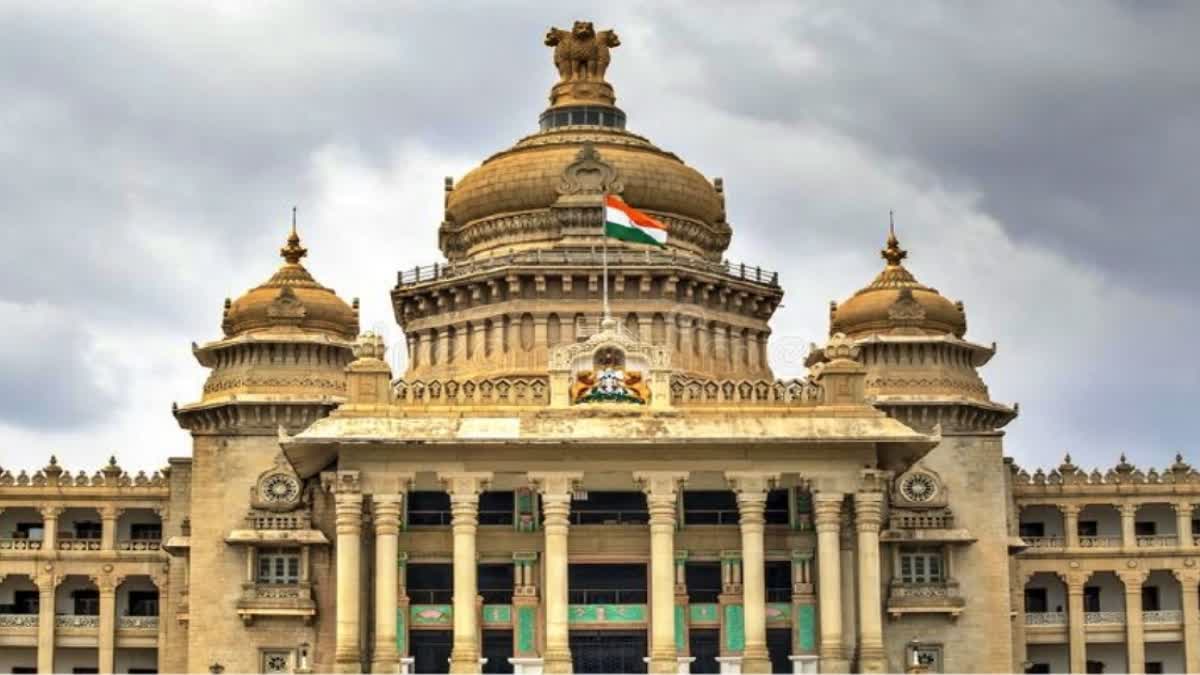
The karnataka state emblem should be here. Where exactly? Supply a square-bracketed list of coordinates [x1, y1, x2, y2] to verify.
[571, 347, 650, 405]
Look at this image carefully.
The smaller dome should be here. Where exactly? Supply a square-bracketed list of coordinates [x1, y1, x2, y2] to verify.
[831, 225, 966, 338]
[222, 224, 359, 340]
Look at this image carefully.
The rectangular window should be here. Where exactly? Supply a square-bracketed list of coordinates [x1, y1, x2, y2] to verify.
[765, 561, 792, 601]
[1142, 586, 1161, 612]
[1083, 587, 1101, 613]
[128, 590, 159, 617]
[1135, 521, 1156, 537]
[256, 548, 301, 585]
[897, 546, 945, 584]
[1077, 521, 1098, 537]
[74, 521, 102, 539]
[478, 491, 515, 526]
[15, 523, 43, 540]
[14, 590, 39, 614]
[407, 491, 452, 526]
[1018, 522, 1045, 538]
[1024, 588, 1048, 613]
[73, 589, 100, 616]
[131, 523, 162, 540]
[764, 489, 790, 525]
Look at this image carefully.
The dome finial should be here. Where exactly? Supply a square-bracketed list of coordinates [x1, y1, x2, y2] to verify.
[280, 205, 308, 265]
[882, 210, 907, 266]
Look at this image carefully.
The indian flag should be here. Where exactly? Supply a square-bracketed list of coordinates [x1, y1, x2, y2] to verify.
[605, 195, 668, 247]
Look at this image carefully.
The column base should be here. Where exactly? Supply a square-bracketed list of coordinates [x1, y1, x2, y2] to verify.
[741, 654, 772, 673]
[448, 652, 484, 673]
[371, 651, 399, 674]
[789, 655, 819, 674]
[334, 657, 364, 674]
[646, 655, 680, 674]
[510, 657, 547, 674]
[856, 646, 886, 674]
[716, 656, 743, 674]
[542, 650, 572, 674]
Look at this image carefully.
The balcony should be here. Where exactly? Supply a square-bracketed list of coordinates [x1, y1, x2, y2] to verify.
[1084, 611, 1125, 625]
[117, 538, 162, 552]
[117, 615, 159, 630]
[885, 580, 966, 618]
[0, 538, 41, 551]
[1144, 610, 1183, 625]
[0, 613, 38, 628]
[235, 582, 316, 625]
[1078, 535, 1122, 549]
[57, 536, 102, 551]
[1023, 536, 1064, 550]
[1136, 534, 1178, 548]
[1025, 611, 1066, 626]
[56, 614, 101, 628]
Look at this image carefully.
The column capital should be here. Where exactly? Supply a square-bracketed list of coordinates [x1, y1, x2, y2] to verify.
[1117, 568, 1150, 588]
[634, 471, 688, 502]
[812, 491, 844, 532]
[1065, 570, 1092, 591]
[1057, 502, 1081, 517]
[1119, 502, 1139, 517]
[91, 573, 123, 594]
[1173, 568, 1200, 586]
[528, 471, 583, 496]
[373, 494, 405, 536]
[321, 469, 362, 496]
[725, 471, 779, 495]
[39, 505, 63, 519]
[99, 504, 123, 520]
[1173, 501, 1195, 516]
[438, 471, 493, 500]
[854, 490, 884, 532]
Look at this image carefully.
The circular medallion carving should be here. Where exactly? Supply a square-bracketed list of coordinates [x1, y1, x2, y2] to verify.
[261, 474, 300, 504]
[900, 473, 938, 503]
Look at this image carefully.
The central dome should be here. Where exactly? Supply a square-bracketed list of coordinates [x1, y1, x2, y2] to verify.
[437, 22, 732, 263]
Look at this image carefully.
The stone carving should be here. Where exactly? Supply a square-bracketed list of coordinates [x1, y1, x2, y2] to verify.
[670, 376, 823, 405]
[0, 456, 167, 489]
[266, 286, 307, 320]
[887, 287, 927, 321]
[557, 143, 623, 197]
[250, 452, 304, 512]
[1012, 452, 1200, 488]
[393, 376, 549, 406]
[571, 346, 650, 404]
[545, 21, 620, 82]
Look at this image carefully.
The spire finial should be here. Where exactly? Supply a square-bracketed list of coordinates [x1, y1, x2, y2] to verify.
[881, 211, 907, 266]
[280, 205, 308, 265]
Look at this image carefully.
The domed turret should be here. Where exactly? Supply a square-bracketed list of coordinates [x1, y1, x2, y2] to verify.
[175, 214, 360, 433]
[830, 222, 966, 338]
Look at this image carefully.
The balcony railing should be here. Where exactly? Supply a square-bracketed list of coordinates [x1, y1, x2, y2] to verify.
[1084, 611, 1125, 625]
[0, 538, 42, 550]
[395, 251, 780, 288]
[1136, 535, 1178, 548]
[117, 615, 159, 629]
[1078, 535, 1122, 549]
[1023, 536, 1065, 549]
[1025, 612, 1067, 626]
[890, 509, 955, 530]
[0, 613, 38, 627]
[1144, 610, 1183, 624]
[57, 537, 101, 551]
[886, 581, 966, 616]
[118, 539, 162, 551]
[56, 614, 100, 628]
[568, 589, 648, 604]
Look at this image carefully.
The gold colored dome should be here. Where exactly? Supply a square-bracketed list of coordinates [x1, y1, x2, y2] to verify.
[221, 221, 359, 339]
[831, 223, 966, 338]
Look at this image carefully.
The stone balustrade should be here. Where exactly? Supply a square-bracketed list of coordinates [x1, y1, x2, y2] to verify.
[1025, 611, 1067, 626]
[56, 615, 101, 628]
[117, 615, 159, 630]
[0, 538, 42, 550]
[670, 376, 823, 406]
[1024, 536, 1064, 549]
[0, 614, 38, 628]
[1077, 535, 1122, 548]
[1135, 534, 1178, 548]
[1143, 609, 1183, 624]
[1084, 611, 1125, 625]
[57, 537, 102, 551]
[117, 538, 162, 551]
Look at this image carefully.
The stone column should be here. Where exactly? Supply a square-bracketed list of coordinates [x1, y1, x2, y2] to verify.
[727, 472, 779, 673]
[1174, 569, 1200, 674]
[100, 504, 121, 551]
[636, 471, 688, 674]
[153, 573, 169, 673]
[1065, 571, 1090, 674]
[40, 506, 62, 553]
[372, 494, 405, 673]
[36, 574, 57, 674]
[1174, 502, 1195, 550]
[329, 472, 365, 673]
[1060, 504, 1080, 549]
[853, 490, 885, 673]
[440, 472, 492, 674]
[813, 492, 847, 673]
[96, 573, 120, 674]
[530, 472, 582, 673]
[1120, 503, 1138, 551]
[1118, 569, 1149, 674]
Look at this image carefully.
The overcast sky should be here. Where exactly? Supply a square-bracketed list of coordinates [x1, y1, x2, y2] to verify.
[1, 2, 1196, 475]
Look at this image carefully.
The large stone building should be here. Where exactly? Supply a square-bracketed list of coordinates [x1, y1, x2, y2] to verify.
[0, 21, 1197, 675]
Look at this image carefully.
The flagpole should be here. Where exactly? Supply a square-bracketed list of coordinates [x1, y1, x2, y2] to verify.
[602, 208, 611, 324]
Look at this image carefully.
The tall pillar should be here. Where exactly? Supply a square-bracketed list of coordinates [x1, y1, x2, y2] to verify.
[36, 574, 57, 674]
[372, 494, 405, 673]
[853, 489, 885, 673]
[1118, 569, 1148, 674]
[1120, 502, 1138, 551]
[96, 573, 119, 674]
[1174, 502, 1195, 550]
[152, 573, 169, 673]
[40, 506, 61, 553]
[636, 471, 688, 674]
[1060, 504, 1080, 549]
[813, 492, 847, 674]
[440, 472, 493, 674]
[530, 472, 582, 673]
[727, 472, 779, 673]
[100, 504, 121, 551]
[328, 471, 365, 673]
[1174, 569, 1200, 674]
[1065, 571, 1090, 674]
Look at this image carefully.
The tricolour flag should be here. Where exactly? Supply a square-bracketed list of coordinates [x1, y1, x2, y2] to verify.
[604, 195, 668, 247]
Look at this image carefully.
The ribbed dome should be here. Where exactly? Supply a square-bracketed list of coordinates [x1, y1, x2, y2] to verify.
[222, 226, 359, 340]
[831, 228, 966, 338]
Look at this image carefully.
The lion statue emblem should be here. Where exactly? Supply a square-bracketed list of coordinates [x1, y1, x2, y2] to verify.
[545, 21, 620, 82]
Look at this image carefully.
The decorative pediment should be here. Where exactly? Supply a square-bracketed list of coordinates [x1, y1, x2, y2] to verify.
[556, 143, 623, 198]
[250, 451, 304, 512]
